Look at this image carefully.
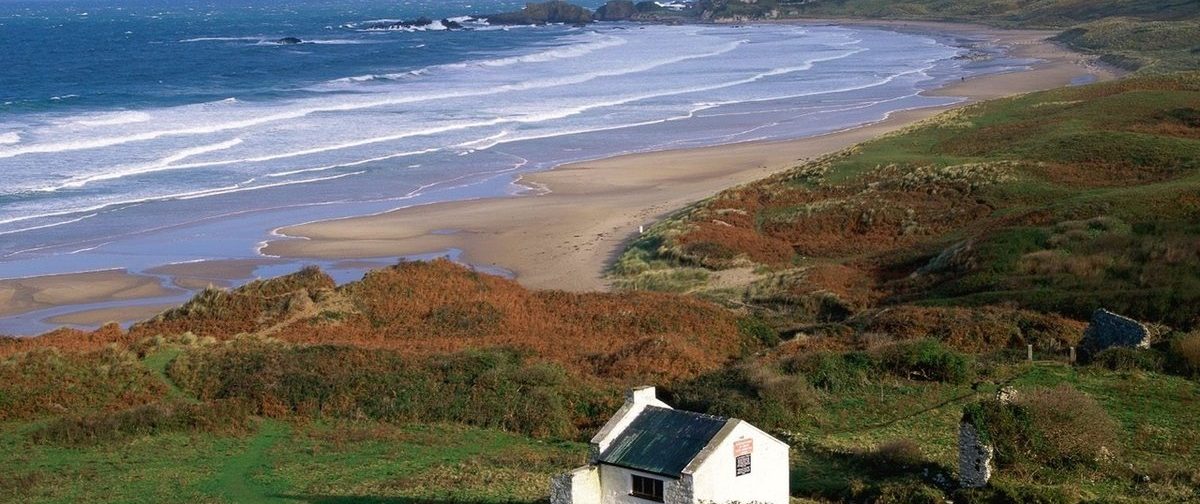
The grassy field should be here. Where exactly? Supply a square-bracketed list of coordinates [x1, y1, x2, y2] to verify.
[2, 324, 1197, 503]
[1, 417, 585, 504]
[0, 338, 587, 504]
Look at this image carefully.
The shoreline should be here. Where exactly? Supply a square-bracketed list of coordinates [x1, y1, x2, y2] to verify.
[0, 21, 1122, 334]
[260, 22, 1120, 290]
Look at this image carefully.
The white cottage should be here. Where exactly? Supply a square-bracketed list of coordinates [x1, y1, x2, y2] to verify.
[551, 386, 789, 504]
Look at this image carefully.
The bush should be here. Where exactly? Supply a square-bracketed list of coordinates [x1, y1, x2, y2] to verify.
[32, 399, 251, 446]
[852, 480, 945, 504]
[784, 351, 872, 392]
[876, 340, 974, 384]
[0, 346, 167, 421]
[955, 482, 1078, 504]
[1091, 347, 1165, 372]
[672, 363, 821, 429]
[166, 339, 598, 438]
[1167, 331, 1200, 377]
[866, 439, 926, 475]
[737, 316, 780, 347]
[1020, 384, 1119, 466]
[965, 384, 1118, 469]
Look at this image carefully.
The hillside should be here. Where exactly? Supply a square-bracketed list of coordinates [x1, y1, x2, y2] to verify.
[1, 257, 1198, 502]
[614, 73, 1200, 329]
[760, 0, 1199, 27]
[699, 0, 1200, 72]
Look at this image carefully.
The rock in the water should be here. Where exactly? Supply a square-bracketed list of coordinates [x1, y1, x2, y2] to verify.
[484, 1, 593, 25]
[958, 421, 994, 488]
[594, 0, 637, 21]
[1080, 308, 1152, 360]
[275, 37, 303, 45]
[359, 16, 467, 31]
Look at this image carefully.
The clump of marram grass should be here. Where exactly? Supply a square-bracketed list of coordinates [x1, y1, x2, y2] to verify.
[903, 161, 1017, 188]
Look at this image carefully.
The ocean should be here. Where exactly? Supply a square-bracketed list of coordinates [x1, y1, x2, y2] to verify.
[0, 0, 1030, 332]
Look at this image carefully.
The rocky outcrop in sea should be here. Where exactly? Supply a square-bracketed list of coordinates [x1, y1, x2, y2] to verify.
[483, 1, 594, 25]
[358, 17, 466, 31]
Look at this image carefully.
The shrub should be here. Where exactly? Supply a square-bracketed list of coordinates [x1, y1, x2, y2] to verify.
[965, 384, 1118, 469]
[166, 339, 600, 438]
[955, 482, 1078, 504]
[671, 363, 821, 429]
[0, 346, 167, 421]
[737, 316, 780, 347]
[876, 340, 974, 384]
[1167, 331, 1200, 377]
[1020, 385, 1119, 467]
[852, 480, 945, 504]
[32, 399, 252, 446]
[784, 351, 872, 392]
[1091, 347, 1166, 373]
[866, 439, 926, 474]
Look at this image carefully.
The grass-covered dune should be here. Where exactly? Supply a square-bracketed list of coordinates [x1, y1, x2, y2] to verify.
[615, 72, 1200, 329]
[698, 0, 1199, 27]
[1053, 18, 1200, 72]
[698, 0, 1200, 72]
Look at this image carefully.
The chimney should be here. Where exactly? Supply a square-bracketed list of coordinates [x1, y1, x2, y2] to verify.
[626, 386, 657, 406]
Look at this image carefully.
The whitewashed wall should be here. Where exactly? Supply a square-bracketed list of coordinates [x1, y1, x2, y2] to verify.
[598, 464, 688, 504]
[687, 421, 789, 504]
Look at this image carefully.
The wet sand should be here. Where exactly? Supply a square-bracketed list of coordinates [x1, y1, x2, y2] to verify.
[0, 269, 178, 320]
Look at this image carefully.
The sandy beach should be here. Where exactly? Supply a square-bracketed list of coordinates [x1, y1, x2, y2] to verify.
[260, 24, 1120, 291]
[0, 22, 1121, 331]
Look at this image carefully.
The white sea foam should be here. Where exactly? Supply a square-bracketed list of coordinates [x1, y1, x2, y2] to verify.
[0, 37, 747, 162]
[179, 36, 262, 42]
[264, 148, 441, 178]
[0, 213, 98, 237]
[47, 138, 244, 191]
[0, 23, 975, 251]
[73, 111, 152, 127]
[176, 171, 366, 200]
[0, 132, 19, 145]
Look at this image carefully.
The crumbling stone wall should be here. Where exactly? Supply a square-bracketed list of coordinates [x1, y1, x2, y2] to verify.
[1080, 309, 1151, 359]
[958, 421, 994, 488]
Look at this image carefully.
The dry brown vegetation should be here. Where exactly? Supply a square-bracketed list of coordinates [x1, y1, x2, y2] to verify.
[4, 259, 751, 387]
[617, 73, 1200, 329]
[0, 345, 167, 421]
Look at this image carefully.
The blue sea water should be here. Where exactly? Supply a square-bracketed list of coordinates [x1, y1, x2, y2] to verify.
[0, 0, 1032, 333]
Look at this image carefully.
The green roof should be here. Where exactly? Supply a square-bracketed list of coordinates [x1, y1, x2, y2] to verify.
[597, 406, 729, 477]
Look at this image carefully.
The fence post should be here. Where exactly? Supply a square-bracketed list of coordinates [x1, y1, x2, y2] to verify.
[1069, 346, 1076, 363]
[1027, 344, 1034, 362]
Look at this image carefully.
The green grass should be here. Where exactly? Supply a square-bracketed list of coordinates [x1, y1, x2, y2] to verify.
[776, 360, 1200, 501]
[751, 0, 1199, 28]
[0, 418, 585, 504]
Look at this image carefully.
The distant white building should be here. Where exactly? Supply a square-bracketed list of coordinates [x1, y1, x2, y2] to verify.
[551, 386, 790, 504]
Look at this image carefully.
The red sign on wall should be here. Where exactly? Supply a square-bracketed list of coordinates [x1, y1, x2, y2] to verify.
[733, 439, 754, 456]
